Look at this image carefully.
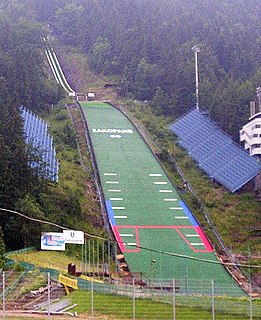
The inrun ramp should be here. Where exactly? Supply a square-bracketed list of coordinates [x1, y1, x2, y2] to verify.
[82, 102, 243, 294]
[169, 109, 260, 192]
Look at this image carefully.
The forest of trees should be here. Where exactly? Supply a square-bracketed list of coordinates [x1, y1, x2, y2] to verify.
[3, 0, 260, 140]
[0, 6, 75, 252]
[1, 0, 261, 139]
[0, 0, 261, 252]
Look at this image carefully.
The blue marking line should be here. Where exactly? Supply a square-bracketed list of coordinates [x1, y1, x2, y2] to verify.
[179, 201, 199, 227]
[106, 200, 116, 226]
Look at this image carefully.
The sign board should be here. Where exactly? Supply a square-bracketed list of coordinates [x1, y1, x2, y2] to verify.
[63, 230, 84, 244]
[41, 232, 65, 251]
[87, 92, 96, 101]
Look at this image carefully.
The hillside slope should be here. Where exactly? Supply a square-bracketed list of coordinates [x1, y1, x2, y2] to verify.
[57, 45, 260, 289]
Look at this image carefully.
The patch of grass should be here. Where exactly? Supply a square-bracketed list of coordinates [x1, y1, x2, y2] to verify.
[58, 45, 117, 100]
[67, 289, 256, 319]
[44, 104, 105, 232]
[9, 250, 81, 273]
[9, 272, 47, 298]
[5, 315, 46, 320]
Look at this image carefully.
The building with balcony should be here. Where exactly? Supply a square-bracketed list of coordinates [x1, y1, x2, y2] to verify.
[240, 112, 261, 158]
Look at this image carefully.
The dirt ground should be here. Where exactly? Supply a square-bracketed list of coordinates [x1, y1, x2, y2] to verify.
[4, 311, 113, 319]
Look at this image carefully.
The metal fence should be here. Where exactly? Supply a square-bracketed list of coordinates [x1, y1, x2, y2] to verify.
[0, 271, 260, 319]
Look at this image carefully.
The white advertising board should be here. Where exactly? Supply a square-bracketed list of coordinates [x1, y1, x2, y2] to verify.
[41, 232, 65, 251]
[63, 230, 84, 244]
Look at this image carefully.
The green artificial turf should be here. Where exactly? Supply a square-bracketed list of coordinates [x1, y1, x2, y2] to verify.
[81, 102, 243, 295]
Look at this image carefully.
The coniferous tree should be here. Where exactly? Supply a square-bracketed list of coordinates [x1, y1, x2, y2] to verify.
[0, 226, 6, 268]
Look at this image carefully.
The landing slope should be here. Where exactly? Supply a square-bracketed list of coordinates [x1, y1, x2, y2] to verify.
[81, 102, 242, 295]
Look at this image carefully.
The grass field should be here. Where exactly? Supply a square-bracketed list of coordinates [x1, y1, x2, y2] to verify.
[66, 290, 257, 319]
[8, 250, 82, 274]
[2, 271, 260, 319]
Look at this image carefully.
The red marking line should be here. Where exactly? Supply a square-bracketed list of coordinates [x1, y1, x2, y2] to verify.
[116, 225, 193, 229]
[112, 225, 214, 253]
[195, 226, 213, 252]
[112, 226, 140, 252]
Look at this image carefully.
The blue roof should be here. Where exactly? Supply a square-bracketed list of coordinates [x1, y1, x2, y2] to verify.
[169, 109, 260, 192]
[20, 106, 58, 182]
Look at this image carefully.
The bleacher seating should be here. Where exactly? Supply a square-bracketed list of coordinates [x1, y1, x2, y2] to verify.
[170, 109, 260, 192]
[20, 106, 58, 182]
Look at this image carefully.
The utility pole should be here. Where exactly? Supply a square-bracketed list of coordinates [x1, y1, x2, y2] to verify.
[192, 46, 200, 110]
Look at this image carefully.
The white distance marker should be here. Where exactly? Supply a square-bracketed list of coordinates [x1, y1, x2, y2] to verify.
[110, 198, 123, 201]
[149, 174, 162, 177]
[154, 182, 167, 185]
[186, 234, 200, 237]
[159, 190, 173, 193]
[106, 181, 119, 184]
[108, 189, 121, 192]
[190, 243, 204, 246]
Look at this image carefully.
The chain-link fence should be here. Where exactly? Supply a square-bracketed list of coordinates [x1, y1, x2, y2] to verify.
[0, 271, 260, 319]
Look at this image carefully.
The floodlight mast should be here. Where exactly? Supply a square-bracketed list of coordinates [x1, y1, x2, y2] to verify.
[192, 46, 200, 110]
[257, 87, 261, 112]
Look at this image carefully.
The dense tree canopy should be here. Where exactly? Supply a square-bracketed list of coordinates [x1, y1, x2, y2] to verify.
[0, 7, 65, 249]
[9, 0, 256, 140]
[11, 0, 259, 140]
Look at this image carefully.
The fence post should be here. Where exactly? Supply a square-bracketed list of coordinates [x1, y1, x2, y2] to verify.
[84, 236, 87, 275]
[91, 280, 94, 320]
[47, 272, 51, 319]
[132, 278, 136, 320]
[249, 281, 253, 320]
[82, 243, 84, 274]
[88, 239, 91, 276]
[173, 279, 176, 320]
[248, 247, 253, 320]
[211, 279, 215, 320]
[2, 271, 5, 320]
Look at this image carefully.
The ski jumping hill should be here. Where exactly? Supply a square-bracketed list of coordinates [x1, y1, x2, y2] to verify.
[43, 42, 244, 295]
[81, 101, 243, 295]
